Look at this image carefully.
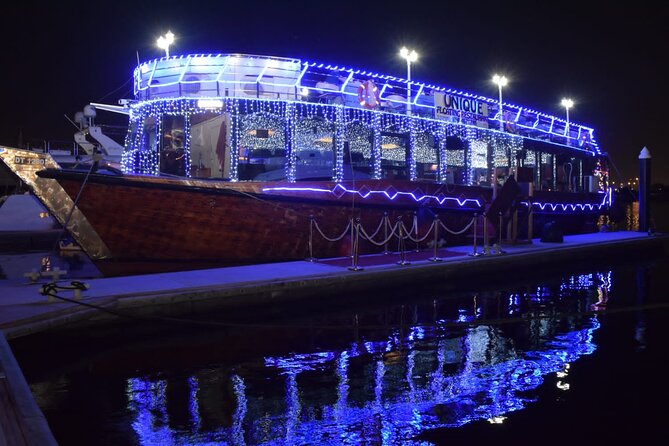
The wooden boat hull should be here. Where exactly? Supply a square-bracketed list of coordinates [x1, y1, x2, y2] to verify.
[35, 169, 605, 275]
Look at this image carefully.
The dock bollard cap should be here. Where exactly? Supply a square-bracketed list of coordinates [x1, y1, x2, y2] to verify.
[639, 146, 651, 159]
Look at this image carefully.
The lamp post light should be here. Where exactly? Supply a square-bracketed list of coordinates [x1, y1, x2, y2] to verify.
[157, 30, 175, 58]
[492, 74, 508, 131]
[400, 47, 418, 116]
[561, 98, 574, 144]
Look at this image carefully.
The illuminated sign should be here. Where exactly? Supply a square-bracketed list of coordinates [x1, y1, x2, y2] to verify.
[434, 92, 489, 127]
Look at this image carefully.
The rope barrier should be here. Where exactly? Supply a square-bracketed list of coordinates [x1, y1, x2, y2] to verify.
[358, 220, 400, 247]
[308, 212, 479, 262]
[312, 219, 352, 242]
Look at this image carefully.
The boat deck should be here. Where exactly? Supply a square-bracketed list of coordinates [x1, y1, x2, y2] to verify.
[0, 229, 667, 445]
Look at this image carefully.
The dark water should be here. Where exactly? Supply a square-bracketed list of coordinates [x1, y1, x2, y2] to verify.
[4, 201, 669, 445]
[8, 253, 669, 445]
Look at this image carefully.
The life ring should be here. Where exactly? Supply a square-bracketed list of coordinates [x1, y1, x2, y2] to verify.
[357, 80, 381, 109]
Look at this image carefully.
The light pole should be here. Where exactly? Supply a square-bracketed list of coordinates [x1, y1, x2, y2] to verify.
[492, 74, 508, 131]
[561, 98, 574, 144]
[157, 30, 175, 58]
[400, 47, 418, 116]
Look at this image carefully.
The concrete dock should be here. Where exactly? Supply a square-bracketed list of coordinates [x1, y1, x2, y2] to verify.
[0, 229, 668, 445]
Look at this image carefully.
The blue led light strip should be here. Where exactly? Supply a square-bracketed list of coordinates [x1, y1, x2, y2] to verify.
[521, 188, 611, 212]
[262, 184, 483, 208]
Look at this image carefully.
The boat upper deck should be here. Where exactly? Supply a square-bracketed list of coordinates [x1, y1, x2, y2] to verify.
[133, 54, 600, 155]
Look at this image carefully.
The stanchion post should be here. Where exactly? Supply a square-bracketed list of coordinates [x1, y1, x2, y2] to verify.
[349, 217, 355, 258]
[306, 214, 316, 262]
[383, 212, 390, 254]
[396, 216, 410, 265]
[429, 216, 442, 262]
[469, 213, 482, 257]
[496, 211, 506, 254]
[348, 218, 364, 271]
[482, 213, 491, 255]
[413, 211, 419, 252]
[527, 182, 534, 242]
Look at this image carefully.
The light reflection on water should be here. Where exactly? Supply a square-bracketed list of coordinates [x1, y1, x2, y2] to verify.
[113, 273, 607, 445]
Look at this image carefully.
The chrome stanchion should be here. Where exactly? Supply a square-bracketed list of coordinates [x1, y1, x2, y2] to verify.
[413, 211, 420, 252]
[495, 211, 506, 254]
[349, 217, 355, 258]
[383, 212, 390, 254]
[306, 214, 316, 262]
[482, 213, 491, 255]
[469, 213, 482, 257]
[396, 217, 410, 265]
[429, 216, 442, 262]
[348, 218, 363, 271]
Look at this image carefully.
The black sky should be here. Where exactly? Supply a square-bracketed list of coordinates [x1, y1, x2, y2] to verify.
[2, 0, 667, 183]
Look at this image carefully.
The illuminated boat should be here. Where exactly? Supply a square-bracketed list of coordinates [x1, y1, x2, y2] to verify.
[35, 53, 612, 274]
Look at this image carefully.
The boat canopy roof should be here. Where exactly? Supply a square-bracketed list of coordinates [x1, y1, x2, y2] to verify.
[133, 53, 600, 155]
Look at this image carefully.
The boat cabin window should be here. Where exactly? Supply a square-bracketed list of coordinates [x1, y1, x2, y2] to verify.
[294, 117, 336, 181]
[414, 132, 438, 181]
[238, 113, 286, 181]
[142, 116, 158, 157]
[380, 133, 408, 180]
[469, 139, 490, 186]
[160, 115, 187, 176]
[342, 122, 372, 180]
[189, 111, 231, 179]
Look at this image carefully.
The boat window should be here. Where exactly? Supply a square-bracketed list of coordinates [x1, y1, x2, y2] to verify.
[238, 113, 286, 181]
[141, 115, 158, 155]
[342, 122, 372, 180]
[470, 139, 490, 186]
[414, 132, 438, 181]
[381, 133, 408, 180]
[294, 117, 335, 181]
[190, 111, 231, 179]
[159, 115, 187, 176]
[444, 136, 466, 185]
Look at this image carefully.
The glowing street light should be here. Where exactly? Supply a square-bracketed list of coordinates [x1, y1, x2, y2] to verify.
[400, 47, 418, 116]
[561, 98, 574, 143]
[157, 30, 175, 58]
[492, 74, 508, 131]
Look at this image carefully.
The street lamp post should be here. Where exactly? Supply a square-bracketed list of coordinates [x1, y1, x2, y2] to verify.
[400, 47, 418, 116]
[561, 98, 574, 144]
[492, 74, 508, 131]
[157, 30, 175, 58]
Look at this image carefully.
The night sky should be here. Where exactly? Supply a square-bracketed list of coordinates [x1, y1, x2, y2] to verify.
[3, 0, 667, 183]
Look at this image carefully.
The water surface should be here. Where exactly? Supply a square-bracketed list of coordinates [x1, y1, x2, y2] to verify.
[10, 256, 669, 445]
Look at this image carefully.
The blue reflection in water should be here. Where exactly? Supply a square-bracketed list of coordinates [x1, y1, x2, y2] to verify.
[124, 276, 603, 445]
